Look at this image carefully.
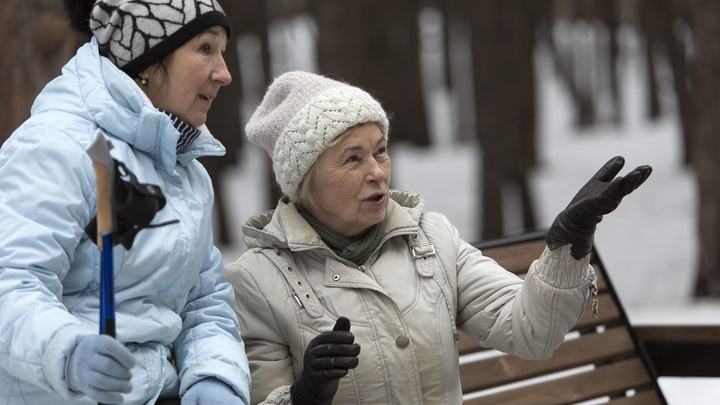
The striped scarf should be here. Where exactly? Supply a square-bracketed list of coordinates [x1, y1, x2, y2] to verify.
[159, 109, 202, 154]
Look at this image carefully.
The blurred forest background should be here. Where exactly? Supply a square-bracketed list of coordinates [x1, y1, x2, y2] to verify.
[2, 0, 720, 298]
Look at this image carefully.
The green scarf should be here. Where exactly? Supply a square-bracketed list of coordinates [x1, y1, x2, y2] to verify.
[297, 205, 388, 266]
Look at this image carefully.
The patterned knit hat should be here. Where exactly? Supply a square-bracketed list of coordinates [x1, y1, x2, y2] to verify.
[64, 0, 231, 79]
[245, 71, 389, 203]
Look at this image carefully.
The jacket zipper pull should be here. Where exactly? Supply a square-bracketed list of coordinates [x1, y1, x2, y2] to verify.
[591, 280, 599, 319]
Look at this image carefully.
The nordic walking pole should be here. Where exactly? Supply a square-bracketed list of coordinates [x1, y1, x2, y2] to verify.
[87, 132, 116, 405]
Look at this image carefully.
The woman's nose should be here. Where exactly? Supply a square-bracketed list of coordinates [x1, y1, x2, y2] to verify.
[212, 56, 232, 86]
[365, 158, 386, 183]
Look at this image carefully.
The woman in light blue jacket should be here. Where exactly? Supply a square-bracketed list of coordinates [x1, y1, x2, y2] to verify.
[0, 1, 250, 404]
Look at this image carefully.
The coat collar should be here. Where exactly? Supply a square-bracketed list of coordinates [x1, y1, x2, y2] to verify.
[40, 39, 226, 173]
[241, 190, 426, 251]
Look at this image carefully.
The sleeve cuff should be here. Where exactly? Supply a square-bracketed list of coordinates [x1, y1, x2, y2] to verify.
[533, 244, 591, 288]
[265, 385, 292, 405]
[42, 323, 95, 399]
[180, 360, 251, 404]
[64, 345, 79, 392]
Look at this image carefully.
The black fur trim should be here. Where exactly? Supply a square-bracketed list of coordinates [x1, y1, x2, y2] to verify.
[62, 0, 95, 37]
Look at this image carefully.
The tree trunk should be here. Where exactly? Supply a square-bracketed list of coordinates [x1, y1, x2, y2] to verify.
[310, 0, 430, 146]
[690, 0, 720, 297]
[450, 0, 539, 240]
[639, 0, 695, 165]
[0, 0, 86, 143]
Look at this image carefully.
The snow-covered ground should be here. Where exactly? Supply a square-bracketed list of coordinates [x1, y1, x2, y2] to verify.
[218, 20, 720, 405]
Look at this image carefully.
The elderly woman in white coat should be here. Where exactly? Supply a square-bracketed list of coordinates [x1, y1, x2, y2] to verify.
[225, 71, 652, 405]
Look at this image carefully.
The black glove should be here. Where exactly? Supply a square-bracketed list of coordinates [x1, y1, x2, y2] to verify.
[546, 156, 652, 259]
[290, 317, 361, 405]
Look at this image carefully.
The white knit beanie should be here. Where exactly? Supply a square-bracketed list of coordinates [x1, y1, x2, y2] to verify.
[246, 71, 389, 203]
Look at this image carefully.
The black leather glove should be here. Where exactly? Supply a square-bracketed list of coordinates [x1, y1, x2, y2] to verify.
[546, 156, 652, 259]
[290, 317, 361, 405]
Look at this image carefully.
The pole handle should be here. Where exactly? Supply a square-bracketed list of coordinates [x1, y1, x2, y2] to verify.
[93, 162, 113, 246]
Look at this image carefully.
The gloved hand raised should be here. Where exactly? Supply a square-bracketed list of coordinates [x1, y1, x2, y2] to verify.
[290, 317, 361, 405]
[66, 334, 135, 404]
[546, 156, 652, 259]
[182, 377, 245, 405]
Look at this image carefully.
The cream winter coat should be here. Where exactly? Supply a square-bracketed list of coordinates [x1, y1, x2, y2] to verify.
[226, 190, 595, 404]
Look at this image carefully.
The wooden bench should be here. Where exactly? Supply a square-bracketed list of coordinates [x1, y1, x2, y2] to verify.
[459, 231, 720, 405]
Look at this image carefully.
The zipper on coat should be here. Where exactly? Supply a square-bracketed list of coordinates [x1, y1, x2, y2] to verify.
[591, 279, 599, 319]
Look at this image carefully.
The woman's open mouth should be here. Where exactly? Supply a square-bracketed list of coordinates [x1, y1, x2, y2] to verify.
[199, 94, 214, 104]
[365, 193, 387, 205]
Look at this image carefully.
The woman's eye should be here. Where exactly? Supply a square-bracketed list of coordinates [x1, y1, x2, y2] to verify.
[200, 44, 212, 53]
[346, 156, 359, 163]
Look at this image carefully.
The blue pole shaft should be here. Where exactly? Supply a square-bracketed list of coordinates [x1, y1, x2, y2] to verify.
[99, 233, 115, 337]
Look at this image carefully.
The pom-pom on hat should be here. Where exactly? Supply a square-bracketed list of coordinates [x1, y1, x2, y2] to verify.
[245, 71, 389, 203]
[63, 0, 232, 79]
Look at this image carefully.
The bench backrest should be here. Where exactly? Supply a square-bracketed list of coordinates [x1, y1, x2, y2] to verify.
[461, 232, 667, 405]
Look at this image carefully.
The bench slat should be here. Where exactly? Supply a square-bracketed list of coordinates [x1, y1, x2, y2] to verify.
[463, 357, 652, 405]
[634, 325, 720, 341]
[460, 326, 636, 393]
[480, 240, 546, 274]
[608, 389, 663, 405]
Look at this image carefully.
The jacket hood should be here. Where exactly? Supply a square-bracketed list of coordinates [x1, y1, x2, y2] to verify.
[30, 38, 225, 173]
[241, 189, 426, 251]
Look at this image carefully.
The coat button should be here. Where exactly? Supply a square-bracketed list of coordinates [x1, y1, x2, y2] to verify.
[396, 335, 409, 348]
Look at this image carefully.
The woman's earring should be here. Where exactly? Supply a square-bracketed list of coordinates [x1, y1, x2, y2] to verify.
[140, 77, 148, 86]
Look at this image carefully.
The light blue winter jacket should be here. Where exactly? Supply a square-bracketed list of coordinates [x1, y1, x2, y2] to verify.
[0, 38, 250, 405]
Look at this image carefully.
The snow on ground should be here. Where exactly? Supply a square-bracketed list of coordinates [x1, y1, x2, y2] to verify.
[218, 24, 719, 405]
